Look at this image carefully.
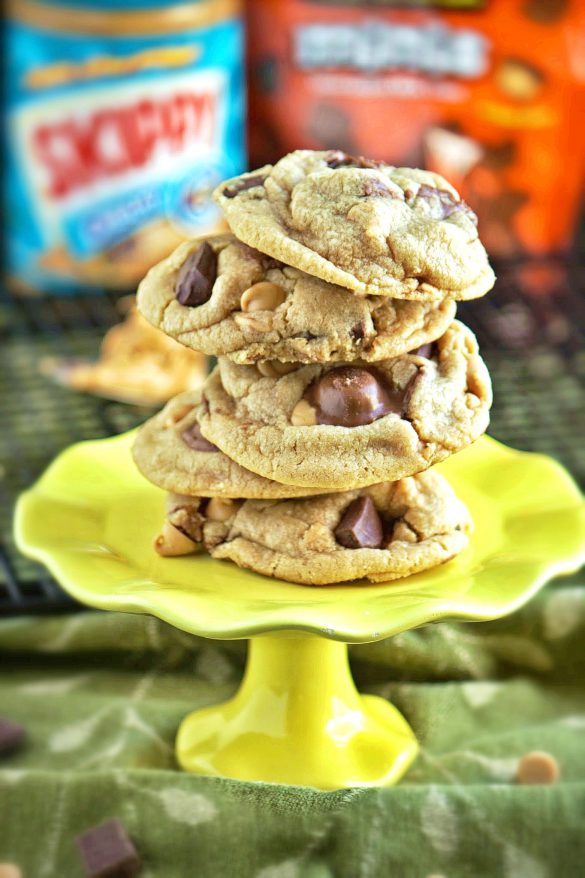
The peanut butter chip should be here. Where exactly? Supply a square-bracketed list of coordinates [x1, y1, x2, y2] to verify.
[516, 751, 560, 785]
[205, 497, 238, 522]
[234, 312, 272, 333]
[291, 399, 317, 426]
[257, 361, 297, 378]
[240, 281, 286, 312]
[154, 522, 197, 557]
[164, 402, 194, 427]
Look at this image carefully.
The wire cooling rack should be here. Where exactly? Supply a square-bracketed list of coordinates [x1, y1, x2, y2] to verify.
[1, 257, 584, 614]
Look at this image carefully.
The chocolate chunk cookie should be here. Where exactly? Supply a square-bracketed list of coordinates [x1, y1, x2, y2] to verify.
[132, 391, 324, 499]
[155, 472, 473, 585]
[214, 150, 495, 301]
[137, 234, 456, 364]
[197, 321, 492, 490]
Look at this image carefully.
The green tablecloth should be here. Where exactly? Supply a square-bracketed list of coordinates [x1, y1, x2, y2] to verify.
[1, 578, 585, 877]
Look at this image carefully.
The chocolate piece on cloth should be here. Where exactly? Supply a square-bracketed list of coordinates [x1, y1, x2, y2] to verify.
[76, 819, 141, 878]
[334, 496, 384, 549]
[175, 241, 217, 307]
[304, 366, 403, 427]
[0, 718, 25, 757]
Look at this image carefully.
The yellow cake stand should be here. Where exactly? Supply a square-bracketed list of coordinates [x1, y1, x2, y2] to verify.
[15, 434, 585, 790]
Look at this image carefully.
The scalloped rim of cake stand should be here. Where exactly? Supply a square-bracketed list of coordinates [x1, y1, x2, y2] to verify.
[14, 433, 585, 644]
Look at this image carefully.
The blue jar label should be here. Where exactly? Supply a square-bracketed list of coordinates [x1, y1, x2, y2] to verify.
[6, 10, 245, 291]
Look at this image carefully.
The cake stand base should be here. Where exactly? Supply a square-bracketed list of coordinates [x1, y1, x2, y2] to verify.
[176, 634, 418, 789]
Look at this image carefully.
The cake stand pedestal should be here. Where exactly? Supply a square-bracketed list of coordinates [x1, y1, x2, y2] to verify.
[15, 434, 585, 789]
[176, 634, 417, 788]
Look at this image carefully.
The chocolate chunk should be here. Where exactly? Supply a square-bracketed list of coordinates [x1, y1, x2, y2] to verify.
[294, 331, 319, 341]
[76, 819, 141, 878]
[304, 366, 402, 427]
[416, 184, 478, 225]
[223, 174, 267, 198]
[335, 496, 384, 549]
[363, 178, 393, 197]
[264, 256, 285, 271]
[175, 242, 217, 307]
[181, 422, 219, 452]
[325, 150, 384, 170]
[401, 367, 425, 418]
[350, 322, 366, 342]
[409, 343, 434, 358]
[0, 718, 25, 757]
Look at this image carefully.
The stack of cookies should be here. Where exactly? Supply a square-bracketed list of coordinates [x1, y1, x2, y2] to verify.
[133, 150, 494, 585]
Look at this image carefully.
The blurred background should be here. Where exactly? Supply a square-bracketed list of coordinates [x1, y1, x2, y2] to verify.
[2, 0, 585, 613]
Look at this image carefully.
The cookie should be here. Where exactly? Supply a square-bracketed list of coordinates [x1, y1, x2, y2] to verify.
[132, 390, 324, 499]
[137, 234, 456, 364]
[197, 321, 492, 490]
[152, 492, 233, 557]
[41, 302, 207, 406]
[155, 472, 473, 585]
[214, 150, 495, 301]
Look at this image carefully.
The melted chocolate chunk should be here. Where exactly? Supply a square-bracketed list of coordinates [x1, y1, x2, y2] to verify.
[76, 819, 141, 878]
[350, 322, 366, 342]
[264, 256, 286, 271]
[416, 184, 478, 225]
[175, 242, 217, 307]
[304, 366, 402, 427]
[223, 174, 267, 198]
[335, 496, 384, 549]
[401, 367, 426, 419]
[181, 422, 219, 452]
[325, 150, 384, 170]
[363, 177, 394, 197]
[0, 718, 25, 756]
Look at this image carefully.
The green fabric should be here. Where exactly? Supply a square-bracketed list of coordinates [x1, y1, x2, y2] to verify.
[1, 578, 585, 877]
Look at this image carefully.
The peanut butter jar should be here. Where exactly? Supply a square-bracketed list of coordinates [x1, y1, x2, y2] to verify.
[5, 0, 244, 293]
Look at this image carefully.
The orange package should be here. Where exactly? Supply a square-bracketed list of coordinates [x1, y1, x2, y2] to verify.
[248, 0, 585, 258]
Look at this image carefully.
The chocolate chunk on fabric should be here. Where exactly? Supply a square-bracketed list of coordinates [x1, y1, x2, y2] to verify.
[181, 423, 219, 453]
[335, 496, 384, 549]
[0, 718, 25, 756]
[76, 819, 141, 878]
[304, 366, 403, 427]
[175, 242, 217, 307]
